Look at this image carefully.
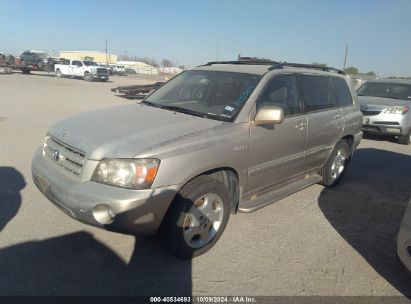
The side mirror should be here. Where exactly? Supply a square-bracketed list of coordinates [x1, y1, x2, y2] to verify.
[254, 106, 284, 126]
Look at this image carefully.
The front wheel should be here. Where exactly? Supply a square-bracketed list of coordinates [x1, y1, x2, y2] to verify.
[84, 72, 92, 81]
[398, 129, 411, 145]
[320, 140, 350, 187]
[160, 175, 231, 259]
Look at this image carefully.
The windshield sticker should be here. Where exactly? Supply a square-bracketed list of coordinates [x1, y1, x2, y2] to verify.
[234, 85, 256, 105]
[224, 105, 235, 112]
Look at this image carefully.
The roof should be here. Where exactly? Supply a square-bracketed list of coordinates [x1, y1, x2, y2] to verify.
[194, 63, 272, 75]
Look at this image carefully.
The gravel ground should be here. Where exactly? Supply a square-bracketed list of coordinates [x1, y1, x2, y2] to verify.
[0, 72, 410, 297]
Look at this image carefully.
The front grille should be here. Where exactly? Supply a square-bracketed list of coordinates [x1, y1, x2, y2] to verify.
[361, 110, 381, 116]
[44, 136, 86, 176]
[97, 68, 108, 74]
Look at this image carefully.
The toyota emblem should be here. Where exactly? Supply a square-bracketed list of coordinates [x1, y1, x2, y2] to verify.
[52, 149, 60, 161]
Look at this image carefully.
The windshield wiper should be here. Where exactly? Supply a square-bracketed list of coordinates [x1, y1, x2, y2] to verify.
[158, 105, 212, 118]
[141, 100, 163, 108]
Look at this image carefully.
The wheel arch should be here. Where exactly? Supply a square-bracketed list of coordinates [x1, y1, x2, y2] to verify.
[341, 134, 354, 158]
[174, 167, 241, 215]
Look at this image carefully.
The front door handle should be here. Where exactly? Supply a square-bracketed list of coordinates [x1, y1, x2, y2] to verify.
[333, 114, 342, 119]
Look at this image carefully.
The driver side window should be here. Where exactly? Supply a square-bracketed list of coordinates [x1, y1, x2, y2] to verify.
[257, 75, 301, 117]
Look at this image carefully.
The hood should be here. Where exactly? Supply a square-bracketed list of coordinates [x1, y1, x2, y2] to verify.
[358, 96, 411, 107]
[48, 104, 223, 160]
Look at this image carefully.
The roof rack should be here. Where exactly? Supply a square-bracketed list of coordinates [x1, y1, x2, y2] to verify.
[269, 62, 345, 74]
[203, 58, 279, 66]
[201, 59, 345, 75]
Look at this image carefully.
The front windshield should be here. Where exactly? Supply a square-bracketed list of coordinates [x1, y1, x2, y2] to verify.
[144, 70, 261, 121]
[83, 61, 98, 66]
[34, 52, 48, 58]
[357, 82, 411, 100]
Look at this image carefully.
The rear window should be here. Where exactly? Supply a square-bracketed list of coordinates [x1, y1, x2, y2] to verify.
[299, 75, 335, 112]
[332, 78, 353, 107]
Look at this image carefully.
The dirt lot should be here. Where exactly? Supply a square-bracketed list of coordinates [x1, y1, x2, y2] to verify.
[0, 72, 410, 296]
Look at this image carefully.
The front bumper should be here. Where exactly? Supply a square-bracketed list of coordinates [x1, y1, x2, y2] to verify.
[397, 199, 411, 273]
[362, 113, 409, 135]
[92, 74, 109, 80]
[31, 148, 179, 235]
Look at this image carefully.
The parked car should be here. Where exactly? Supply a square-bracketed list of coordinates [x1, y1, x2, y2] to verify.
[125, 67, 136, 74]
[32, 60, 362, 259]
[111, 65, 127, 76]
[398, 199, 411, 273]
[54, 60, 109, 81]
[19, 50, 52, 70]
[358, 79, 411, 145]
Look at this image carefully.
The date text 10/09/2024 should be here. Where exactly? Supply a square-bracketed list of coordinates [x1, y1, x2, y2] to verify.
[150, 296, 257, 303]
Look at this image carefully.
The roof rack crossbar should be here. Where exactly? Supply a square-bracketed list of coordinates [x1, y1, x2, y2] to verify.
[202, 60, 279, 66]
[269, 62, 345, 74]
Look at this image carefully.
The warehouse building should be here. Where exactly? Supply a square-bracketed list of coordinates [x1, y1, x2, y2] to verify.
[59, 51, 117, 64]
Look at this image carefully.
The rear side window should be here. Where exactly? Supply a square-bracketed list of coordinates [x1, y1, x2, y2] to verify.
[299, 75, 335, 112]
[333, 78, 353, 107]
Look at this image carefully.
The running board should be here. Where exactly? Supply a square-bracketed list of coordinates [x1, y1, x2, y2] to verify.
[238, 174, 323, 213]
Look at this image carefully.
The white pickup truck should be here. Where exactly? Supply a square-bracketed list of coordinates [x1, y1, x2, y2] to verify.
[54, 60, 109, 81]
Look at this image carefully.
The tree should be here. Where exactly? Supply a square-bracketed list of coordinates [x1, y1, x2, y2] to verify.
[366, 71, 376, 76]
[118, 54, 130, 61]
[136, 57, 159, 67]
[83, 56, 94, 62]
[178, 65, 186, 70]
[162, 59, 175, 67]
[344, 66, 359, 75]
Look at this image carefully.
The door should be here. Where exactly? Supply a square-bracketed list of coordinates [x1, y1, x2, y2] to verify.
[298, 75, 344, 170]
[70, 60, 83, 76]
[246, 74, 308, 195]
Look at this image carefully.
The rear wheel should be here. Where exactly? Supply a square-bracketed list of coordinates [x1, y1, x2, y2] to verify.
[320, 140, 350, 187]
[84, 72, 92, 81]
[398, 129, 411, 145]
[160, 175, 231, 259]
[55, 69, 62, 78]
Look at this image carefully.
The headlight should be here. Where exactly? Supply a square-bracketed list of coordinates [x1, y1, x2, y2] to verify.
[91, 159, 160, 189]
[384, 106, 409, 115]
[91, 69, 97, 74]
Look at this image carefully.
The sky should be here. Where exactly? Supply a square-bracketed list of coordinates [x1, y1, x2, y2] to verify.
[1, 0, 410, 77]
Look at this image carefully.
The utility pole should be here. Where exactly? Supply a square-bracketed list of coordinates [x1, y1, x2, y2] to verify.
[105, 39, 108, 65]
[343, 42, 349, 70]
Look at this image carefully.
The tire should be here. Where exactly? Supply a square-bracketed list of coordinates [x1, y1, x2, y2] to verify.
[55, 69, 62, 78]
[22, 68, 30, 74]
[84, 72, 92, 81]
[160, 175, 231, 259]
[320, 140, 350, 187]
[37, 61, 44, 70]
[398, 129, 411, 145]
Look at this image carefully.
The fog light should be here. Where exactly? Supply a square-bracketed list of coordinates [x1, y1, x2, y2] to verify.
[385, 128, 401, 133]
[93, 204, 116, 224]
